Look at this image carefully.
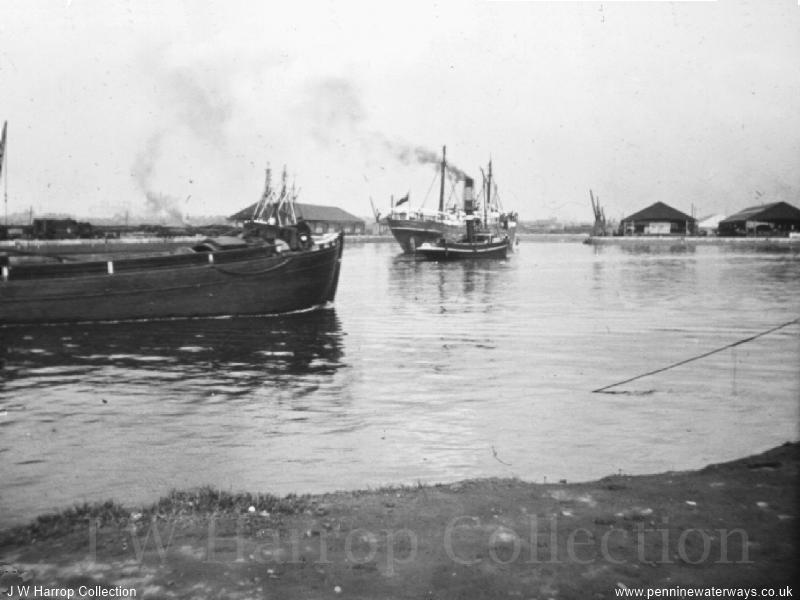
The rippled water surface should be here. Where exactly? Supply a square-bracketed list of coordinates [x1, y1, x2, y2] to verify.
[1, 239, 799, 526]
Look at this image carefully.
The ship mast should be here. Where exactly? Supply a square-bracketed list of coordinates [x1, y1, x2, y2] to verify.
[252, 164, 272, 221]
[1, 121, 7, 227]
[485, 159, 492, 226]
[438, 145, 446, 213]
[276, 166, 287, 226]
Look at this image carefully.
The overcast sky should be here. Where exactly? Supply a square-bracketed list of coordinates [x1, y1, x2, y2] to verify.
[1, 0, 798, 224]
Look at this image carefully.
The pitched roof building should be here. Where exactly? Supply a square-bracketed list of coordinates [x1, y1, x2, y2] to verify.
[718, 202, 800, 237]
[229, 202, 365, 235]
[619, 202, 696, 236]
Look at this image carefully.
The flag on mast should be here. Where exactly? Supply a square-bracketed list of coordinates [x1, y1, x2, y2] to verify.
[0, 121, 7, 182]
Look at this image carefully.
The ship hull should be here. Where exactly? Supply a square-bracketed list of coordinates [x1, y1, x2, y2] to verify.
[386, 219, 464, 253]
[0, 233, 344, 325]
[416, 238, 510, 261]
[387, 218, 516, 254]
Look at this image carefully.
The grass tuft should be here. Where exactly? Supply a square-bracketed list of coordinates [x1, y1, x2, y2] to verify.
[0, 486, 313, 547]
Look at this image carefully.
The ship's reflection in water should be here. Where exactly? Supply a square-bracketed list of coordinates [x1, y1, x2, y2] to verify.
[389, 252, 514, 310]
[2, 310, 344, 396]
[0, 311, 348, 526]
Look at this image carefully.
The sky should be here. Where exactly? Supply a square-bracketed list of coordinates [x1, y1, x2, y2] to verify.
[1, 0, 799, 224]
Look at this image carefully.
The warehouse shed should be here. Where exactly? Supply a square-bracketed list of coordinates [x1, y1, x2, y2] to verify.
[717, 202, 800, 237]
[619, 202, 696, 236]
[230, 202, 365, 235]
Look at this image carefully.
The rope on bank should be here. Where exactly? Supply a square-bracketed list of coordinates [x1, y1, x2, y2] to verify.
[592, 317, 800, 394]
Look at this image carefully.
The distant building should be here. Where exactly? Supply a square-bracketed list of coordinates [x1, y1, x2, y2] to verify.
[229, 202, 365, 235]
[697, 214, 726, 236]
[367, 218, 390, 235]
[0, 224, 29, 240]
[31, 218, 95, 239]
[619, 202, 696, 236]
[717, 202, 800, 237]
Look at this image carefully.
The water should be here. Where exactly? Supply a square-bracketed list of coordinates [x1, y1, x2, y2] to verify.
[1, 239, 799, 527]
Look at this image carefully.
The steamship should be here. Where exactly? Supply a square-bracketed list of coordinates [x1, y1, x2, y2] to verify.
[417, 163, 513, 260]
[386, 146, 517, 253]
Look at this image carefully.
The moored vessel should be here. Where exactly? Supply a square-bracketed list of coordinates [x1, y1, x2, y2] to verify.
[0, 166, 344, 325]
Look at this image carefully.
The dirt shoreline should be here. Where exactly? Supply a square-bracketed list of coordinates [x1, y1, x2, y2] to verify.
[1, 443, 797, 599]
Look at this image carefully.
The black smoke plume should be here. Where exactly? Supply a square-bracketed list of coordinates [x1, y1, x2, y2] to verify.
[303, 77, 471, 181]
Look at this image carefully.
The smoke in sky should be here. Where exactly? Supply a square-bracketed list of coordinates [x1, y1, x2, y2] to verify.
[304, 77, 366, 144]
[302, 77, 471, 181]
[130, 132, 185, 225]
[128, 50, 238, 223]
[162, 65, 233, 147]
[130, 132, 162, 191]
[143, 190, 185, 225]
[373, 135, 469, 182]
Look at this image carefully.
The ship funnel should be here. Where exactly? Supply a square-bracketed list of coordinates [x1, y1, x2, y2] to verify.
[463, 177, 475, 214]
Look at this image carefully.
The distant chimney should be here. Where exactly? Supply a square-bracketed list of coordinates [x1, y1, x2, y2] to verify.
[463, 177, 475, 213]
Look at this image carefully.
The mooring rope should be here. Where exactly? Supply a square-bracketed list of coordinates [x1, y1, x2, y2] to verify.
[592, 317, 800, 394]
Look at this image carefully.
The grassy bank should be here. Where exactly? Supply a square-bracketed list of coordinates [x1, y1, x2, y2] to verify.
[1, 443, 797, 599]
